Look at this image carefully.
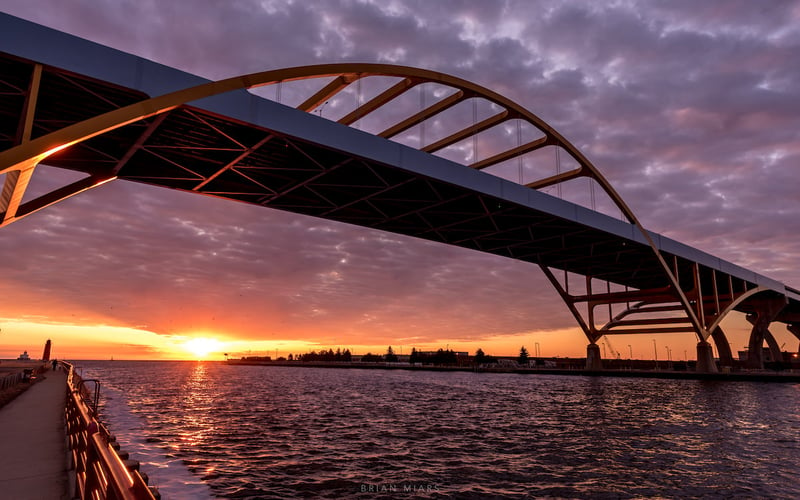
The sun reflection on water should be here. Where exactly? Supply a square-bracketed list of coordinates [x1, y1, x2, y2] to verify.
[85, 362, 800, 499]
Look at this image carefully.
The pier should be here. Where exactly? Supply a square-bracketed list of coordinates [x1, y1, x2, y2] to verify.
[0, 364, 68, 499]
[0, 362, 158, 499]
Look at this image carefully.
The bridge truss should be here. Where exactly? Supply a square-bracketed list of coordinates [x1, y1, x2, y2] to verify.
[1, 13, 798, 370]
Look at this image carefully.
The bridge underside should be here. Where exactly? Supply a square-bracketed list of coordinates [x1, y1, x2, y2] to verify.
[1, 35, 798, 372]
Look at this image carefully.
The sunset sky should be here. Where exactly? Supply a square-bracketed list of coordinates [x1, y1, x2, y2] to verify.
[1, 1, 799, 361]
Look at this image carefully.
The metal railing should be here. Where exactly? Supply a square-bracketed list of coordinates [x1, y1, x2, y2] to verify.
[63, 361, 159, 500]
[0, 371, 24, 390]
[0, 363, 47, 389]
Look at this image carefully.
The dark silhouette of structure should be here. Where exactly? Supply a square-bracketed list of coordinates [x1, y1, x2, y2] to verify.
[41, 339, 51, 362]
[1, 13, 798, 371]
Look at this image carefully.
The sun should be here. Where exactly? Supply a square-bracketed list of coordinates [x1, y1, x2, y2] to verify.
[184, 337, 221, 359]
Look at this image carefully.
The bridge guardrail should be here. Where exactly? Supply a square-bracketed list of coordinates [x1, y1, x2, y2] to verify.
[62, 361, 159, 500]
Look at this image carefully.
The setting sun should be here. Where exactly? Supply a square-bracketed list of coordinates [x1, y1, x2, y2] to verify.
[184, 337, 221, 359]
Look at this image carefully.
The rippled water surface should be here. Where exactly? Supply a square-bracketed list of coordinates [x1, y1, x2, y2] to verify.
[78, 361, 800, 499]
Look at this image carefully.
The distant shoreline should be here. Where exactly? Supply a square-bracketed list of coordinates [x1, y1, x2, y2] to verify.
[226, 360, 800, 383]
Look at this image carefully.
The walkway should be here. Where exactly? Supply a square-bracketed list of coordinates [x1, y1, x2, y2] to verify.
[0, 367, 68, 499]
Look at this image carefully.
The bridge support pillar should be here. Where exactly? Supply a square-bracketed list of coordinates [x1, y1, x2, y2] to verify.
[789, 325, 800, 355]
[586, 343, 602, 370]
[745, 297, 787, 369]
[711, 327, 734, 368]
[696, 341, 718, 373]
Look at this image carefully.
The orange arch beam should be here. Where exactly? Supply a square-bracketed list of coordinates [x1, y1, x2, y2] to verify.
[0, 62, 704, 338]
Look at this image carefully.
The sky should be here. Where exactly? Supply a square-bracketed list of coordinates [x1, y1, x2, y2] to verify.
[0, 0, 799, 361]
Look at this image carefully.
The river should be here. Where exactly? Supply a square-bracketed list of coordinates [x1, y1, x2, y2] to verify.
[76, 361, 800, 499]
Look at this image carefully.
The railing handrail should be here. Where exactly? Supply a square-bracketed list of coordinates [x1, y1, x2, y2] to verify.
[62, 361, 158, 500]
[1, 362, 48, 389]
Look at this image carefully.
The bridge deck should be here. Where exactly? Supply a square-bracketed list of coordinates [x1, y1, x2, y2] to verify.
[1, 12, 798, 330]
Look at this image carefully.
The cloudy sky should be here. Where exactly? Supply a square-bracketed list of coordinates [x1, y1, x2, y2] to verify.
[1, 0, 798, 360]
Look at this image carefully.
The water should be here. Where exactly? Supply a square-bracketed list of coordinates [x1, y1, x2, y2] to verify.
[77, 361, 800, 499]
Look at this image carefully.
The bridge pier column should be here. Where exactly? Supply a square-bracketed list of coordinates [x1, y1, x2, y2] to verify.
[586, 343, 602, 370]
[765, 329, 783, 364]
[745, 317, 765, 369]
[710, 327, 734, 368]
[696, 341, 718, 373]
[745, 297, 786, 369]
[789, 324, 800, 355]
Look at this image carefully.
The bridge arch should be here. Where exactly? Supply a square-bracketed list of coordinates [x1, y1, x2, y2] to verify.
[1, 58, 793, 370]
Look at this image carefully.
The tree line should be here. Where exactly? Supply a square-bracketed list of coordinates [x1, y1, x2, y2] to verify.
[288, 345, 533, 366]
[292, 348, 353, 362]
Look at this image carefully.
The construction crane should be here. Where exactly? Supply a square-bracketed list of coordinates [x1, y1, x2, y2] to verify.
[602, 336, 621, 360]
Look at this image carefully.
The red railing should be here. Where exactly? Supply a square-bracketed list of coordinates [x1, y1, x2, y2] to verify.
[63, 362, 159, 500]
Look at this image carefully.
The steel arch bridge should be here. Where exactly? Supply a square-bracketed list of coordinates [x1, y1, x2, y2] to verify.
[2, 13, 798, 371]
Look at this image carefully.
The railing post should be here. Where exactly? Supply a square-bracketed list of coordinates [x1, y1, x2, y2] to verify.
[62, 361, 158, 500]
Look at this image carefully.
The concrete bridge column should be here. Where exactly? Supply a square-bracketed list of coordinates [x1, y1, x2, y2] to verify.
[746, 315, 767, 369]
[586, 343, 602, 370]
[745, 297, 786, 369]
[764, 329, 783, 364]
[789, 324, 800, 353]
[696, 341, 718, 373]
[711, 327, 734, 368]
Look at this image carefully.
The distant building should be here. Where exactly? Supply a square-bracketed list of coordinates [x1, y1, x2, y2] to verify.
[17, 350, 30, 360]
[737, 346, 800, 364]
[497, 359, 519, 368]
[417, 351, 469, 357]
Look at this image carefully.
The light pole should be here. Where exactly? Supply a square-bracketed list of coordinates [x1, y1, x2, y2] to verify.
[628, 345, 633, 359]
[535, 342, 541, 357]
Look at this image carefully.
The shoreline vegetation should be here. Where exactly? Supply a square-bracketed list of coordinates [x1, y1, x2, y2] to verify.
[226, 352, 800, 383]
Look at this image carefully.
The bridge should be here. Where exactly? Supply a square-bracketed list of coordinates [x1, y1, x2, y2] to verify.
[2, 12, 798, 371]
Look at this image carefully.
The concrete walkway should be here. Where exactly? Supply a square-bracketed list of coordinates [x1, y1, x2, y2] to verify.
[0, 367, 68, 500]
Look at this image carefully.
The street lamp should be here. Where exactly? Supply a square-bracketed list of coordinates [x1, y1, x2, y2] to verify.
[628, 345, 633, 359]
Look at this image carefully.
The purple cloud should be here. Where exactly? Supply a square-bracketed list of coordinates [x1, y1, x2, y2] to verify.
[1, 0, 798, 354]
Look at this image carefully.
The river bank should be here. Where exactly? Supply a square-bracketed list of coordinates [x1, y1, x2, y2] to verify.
[226, 359, 800, 382]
